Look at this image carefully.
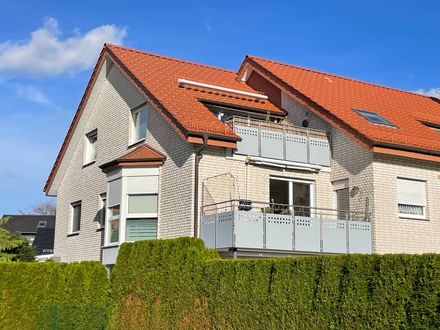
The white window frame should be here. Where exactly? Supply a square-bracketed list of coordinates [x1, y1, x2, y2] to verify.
[107, 205, 120, 244]
[333, 179, 349, 220]
[85, 129, 98, 164]
[131, 108, 147, 143]
[397, 178, 427, 220]
[71, 201, 82, 233]
[125, 193, 158, 242]
[270, 176, 315, 216]
[99, 193, 106, 229]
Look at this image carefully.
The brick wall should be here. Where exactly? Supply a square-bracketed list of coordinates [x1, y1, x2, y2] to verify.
[373, 154, 440, 253]
[54, 59, 198, 262]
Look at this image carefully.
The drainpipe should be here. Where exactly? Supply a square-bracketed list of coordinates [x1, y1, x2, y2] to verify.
[194, 134, 209, 238]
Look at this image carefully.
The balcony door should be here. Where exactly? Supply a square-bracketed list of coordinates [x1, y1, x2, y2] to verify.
[269, 177, 315, 216]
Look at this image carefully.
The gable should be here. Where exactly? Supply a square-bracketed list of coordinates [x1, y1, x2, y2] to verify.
[241, 55, 440, 160]
[45, 45, 287, 196]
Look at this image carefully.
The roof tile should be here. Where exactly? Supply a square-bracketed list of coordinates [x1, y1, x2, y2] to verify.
[106, 44, 284, 139]
[246, 56, 440, 152]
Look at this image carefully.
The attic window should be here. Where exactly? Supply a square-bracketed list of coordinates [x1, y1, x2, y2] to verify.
[38, 221, 47, 228]
[421, 122, 440, 133]
[353, 108, 396, 127]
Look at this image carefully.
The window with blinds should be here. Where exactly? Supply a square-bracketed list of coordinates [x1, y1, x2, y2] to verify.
[126, 194, 158, 241]
[126, 218, 157, 241]
[397, 178, 426, 219]
[336, 188, 350, 220]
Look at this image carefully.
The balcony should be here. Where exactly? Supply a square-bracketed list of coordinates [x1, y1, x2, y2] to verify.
[201, 200, 372, 257]
[226, 116, 330, 167]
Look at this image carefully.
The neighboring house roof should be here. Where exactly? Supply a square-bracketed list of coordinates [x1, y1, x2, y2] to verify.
[0, 215, 55, 255]
[44, 44, 283, 195]
[0, 214, 55, 234]
[32, 228, 55, 255]
[242, 55, 440, 160]
[100, 144, 166, 172]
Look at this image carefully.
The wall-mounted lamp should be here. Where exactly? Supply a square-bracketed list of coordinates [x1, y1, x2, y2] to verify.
[350, 186, 360, 197]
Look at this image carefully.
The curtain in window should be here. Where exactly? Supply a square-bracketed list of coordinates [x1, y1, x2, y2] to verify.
[398, 204, 424, 215]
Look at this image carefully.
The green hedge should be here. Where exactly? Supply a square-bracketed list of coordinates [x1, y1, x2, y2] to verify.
[110, 238, 440, 330]
[0, 261, 109, 330]
[108, 237, 219, 329]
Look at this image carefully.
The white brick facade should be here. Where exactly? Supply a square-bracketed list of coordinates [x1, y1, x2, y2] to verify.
[55, 60, 196, 262]
[54, 57, 439, 262]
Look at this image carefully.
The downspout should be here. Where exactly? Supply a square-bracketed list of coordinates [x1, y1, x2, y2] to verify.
[194, 134, 209, 238]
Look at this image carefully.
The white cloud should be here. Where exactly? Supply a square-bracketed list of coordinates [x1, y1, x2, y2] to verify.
[414, 88, 440, 97]
[0, 18, 127, 76]
[14, 84, 52, 104]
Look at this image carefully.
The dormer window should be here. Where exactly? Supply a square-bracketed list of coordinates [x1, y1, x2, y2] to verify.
[353, 108, 396, 127]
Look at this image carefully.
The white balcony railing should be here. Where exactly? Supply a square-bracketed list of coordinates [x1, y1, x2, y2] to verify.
[201, 200, 372, 255]
[226, 116, 331, 166]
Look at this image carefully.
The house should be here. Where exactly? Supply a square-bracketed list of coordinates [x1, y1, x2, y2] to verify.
[44, 44, 440, 267]
[0, 214, 55, 259]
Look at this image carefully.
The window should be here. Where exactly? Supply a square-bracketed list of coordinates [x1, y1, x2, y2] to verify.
[333, 180, 349, 220]
[132, 108, 147, 142]
[37, 221, 47, 228]
[353, 108, 396, 127]
[71, 201, 82, 232]
[269, 177, 315, 216]
[85, 130, 98, 163]
[421, 121, 440, 133]
[397, 178, 426, 219]
[126, 194, 158, 241]
[108, 205, 120, 243]
[99, 193, 106, 228]
[128, 194, 157, 214]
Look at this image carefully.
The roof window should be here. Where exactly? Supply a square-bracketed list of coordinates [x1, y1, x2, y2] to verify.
[38, 221, 47, 228]
[353, 108, 396, 127]
[421, 121, 440, 133]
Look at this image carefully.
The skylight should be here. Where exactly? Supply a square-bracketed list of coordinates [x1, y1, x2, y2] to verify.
[421, 121, 440, 133]
[353, 108, 396, 127]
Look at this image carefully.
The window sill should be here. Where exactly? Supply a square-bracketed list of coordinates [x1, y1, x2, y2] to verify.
[103, 243, 119, 249]
[128, 138, 145, 149]
[399, 216, 428, 221]
[83, 160, 96, 168]
[67, 232, 80, 237]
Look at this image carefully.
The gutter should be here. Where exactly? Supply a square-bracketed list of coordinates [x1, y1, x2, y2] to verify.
[194, 134, 209, 238]
[372, 142, 440, 157]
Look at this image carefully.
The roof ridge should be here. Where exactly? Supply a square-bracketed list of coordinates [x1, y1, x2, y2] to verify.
[106, 43, 236, 74]
[246, 55, 435, 100]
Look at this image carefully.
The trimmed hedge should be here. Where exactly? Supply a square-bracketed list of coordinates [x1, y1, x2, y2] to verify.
[108, 237, 219, 329]
[110, 238, 440, 330]
[0, 261, 109, 330]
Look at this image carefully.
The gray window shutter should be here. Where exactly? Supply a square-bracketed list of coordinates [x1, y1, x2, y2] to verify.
[108, 178, 122, 207]
[336, 188, 349, 220]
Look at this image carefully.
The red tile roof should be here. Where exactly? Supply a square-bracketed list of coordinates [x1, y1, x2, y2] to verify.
[244, 55, 440, 155]
[100, 145, 165, 172]
[106, 44, 284, 141]
[44, 45, 284, 194]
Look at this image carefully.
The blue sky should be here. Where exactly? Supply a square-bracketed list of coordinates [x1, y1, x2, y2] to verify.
[1, 0, 439, 215]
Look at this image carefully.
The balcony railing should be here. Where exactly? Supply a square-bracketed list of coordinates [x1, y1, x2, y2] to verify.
[225, 116, 330, 166]
[201, 200, 372, 255]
